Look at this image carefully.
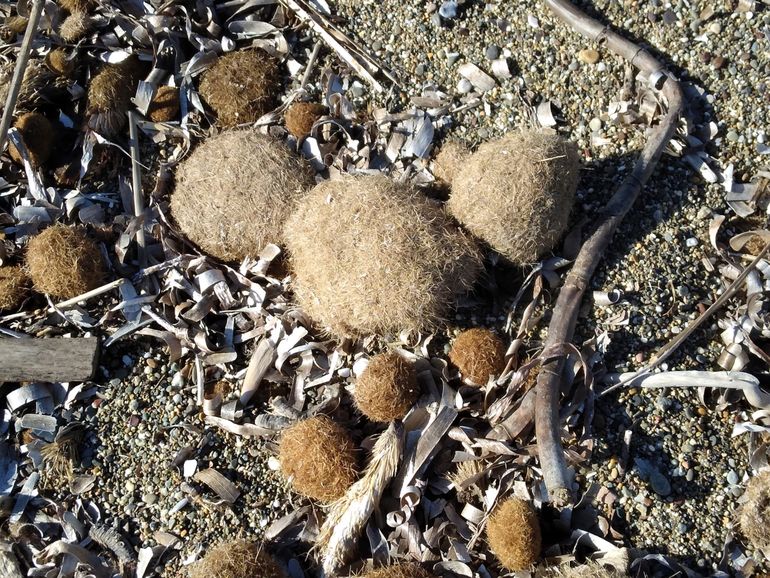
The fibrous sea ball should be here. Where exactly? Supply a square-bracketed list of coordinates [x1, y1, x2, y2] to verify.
[171, 129, 314, 262]
[86, 56, 145, 137]
[284, 175, 482, 337]
[285, 101, 326, 139]
[147, 85, 179, 123]
[278, 415, 358, 503]
[739, 469, 770, 556]
[58, 11, 94, 42]
[198, 49, 280, 127]
[8, 112, 54, 168]
[59, 0, 95, 12]
[449, 328, 506, 385]
[4, 15, 29, 35]
[547, 563, 626, 578]
[486, 497, 542, 571]
[26, 224, 105, 299]
[432, 140, 469, 187]
[189, 540, 285, 578]
[0, 266, 29, 312]
[46, 48, 76, 77]
[363, 563, 436, 578]
[448, 130, 580, 265]
[354, 352, 419, 422]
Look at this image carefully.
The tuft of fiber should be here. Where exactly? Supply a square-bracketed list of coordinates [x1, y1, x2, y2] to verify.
[739, 469, 770, 555]
[58, 11, 94, 42]
[46, 48, 76, 77]
[189, 540, 285, 578]
[363, 563, 436, 578]
[284, 175, 482, 337]
[59, 0, 96, 12]
[285, 101, 326, 139]
[198, 50, 280, 127]
[546, 563, 626, 578]
[449, 328, 506, 385]
[171, 129, 314, 262]
[9, 112, 54, 168]
[354, 352, 419, 422]
[147, 86, 179, 123]
[448, 130, 580, 265]
[86, 56, 145, 137]
[26, 224, 105, 299]
[4, 15, 29, 35]
[486, 497, 542, 571]
[0, 266, 29, 312]
[432, 140, 469, 186]
[279, 415, 358, 503]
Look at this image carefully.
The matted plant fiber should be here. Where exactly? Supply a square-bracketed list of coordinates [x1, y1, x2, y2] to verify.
[0, 266, 29, 311]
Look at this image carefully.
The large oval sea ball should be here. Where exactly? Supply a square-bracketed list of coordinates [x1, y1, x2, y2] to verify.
[486, 497, 542, 571]
[448, 130, 580, 265]
[0, 266, 29, 311]
[198, 49, 280, 127]
[86, 56, 145, 137]
[739, 468, 770, 558]
[284, 174, 482, 337]
[278, 415, 358, 503]
[170, 129, 314, 262]
[26, 224, 105, 299]
[354, 352, 420, 422]
[189, 540, 285, 578]
[9, 112, 54, 168]
[449, 328, 506, 385]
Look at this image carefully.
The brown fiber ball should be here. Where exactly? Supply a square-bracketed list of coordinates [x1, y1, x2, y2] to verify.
[448, 130, 580, 265]
[355, 352, 419, 422]
[284, 175, 482, 337]
[4, 15, 29, 35]
[285, 101, 326, 139]
[59, 11, 94, 42]
[449, 328, 506, 385]
[198, 50, 280, 127]
[59, 0, 95, 12]
[86, 56, 145, 137]
[147, 85, 179, 122]
[279, 415, 358, 503]
[46, 48, 76, 77]
[171, 129, 314, 262]
[432, 140, 469, 186]
[0, 266, 29, 311]
[26, 225, 105, 299]
[9, 112, 54, 168]
[739, 469, 770, 556]
[486, 497, 542, 571]
[189, 540, 285, 578]
[364, 563, 436, 578]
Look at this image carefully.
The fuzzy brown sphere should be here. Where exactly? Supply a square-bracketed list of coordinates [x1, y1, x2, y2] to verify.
[279, 415, 358, 503]
[189, 540, 285, 578]
[59, 0, 95, 12]
[26, 225, 105, 299]
[86, 57, 145, 137]
[4, 15, 29, 35]
[355, 352, 419, 422]
[46, 48, 76, 77]
[364, 563, 435, 578]
[449, 328, 506, 385]
[433, 140, 469, 186]
[285, 101, 326, 138]
[448, 130, 580, 265]
[284, 175, 482, 337]
[486, 497, 542, 571]
[739, 469, 770, 556]
[198, 50, 280, 127]
[9, 112, 54, 168]
[171, 129, 314, 262]
[59, 11, 94, 42]
[147, 85, 179, 122]
[0, 266, 29, 311]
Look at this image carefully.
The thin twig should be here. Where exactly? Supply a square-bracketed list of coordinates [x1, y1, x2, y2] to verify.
[535, 0, 686, 505]
[301, 40, 322, 89]
[127, 111, 147, 268]
[0, 0, 45, 153]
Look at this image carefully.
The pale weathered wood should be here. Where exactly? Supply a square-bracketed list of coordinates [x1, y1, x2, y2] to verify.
[0, 338, 99, 383]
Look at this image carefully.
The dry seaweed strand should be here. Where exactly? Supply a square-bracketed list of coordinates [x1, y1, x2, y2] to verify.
[8, 111, 54, 167]
[535, 0, 687, 505]
[485, 497, 542, 571]
[279, 415, 358, 503]
[354, 352, 419, 422]
[284, 175, 482, 337]
[363, 563, 436, 578]
[189, 540, 285, 578]
[0, 266, 29, 311]
[738, 468, 770, 557]
[171, 129, 314, 262]
[449, 328, 506, 385]
[317, 422, 403, 575]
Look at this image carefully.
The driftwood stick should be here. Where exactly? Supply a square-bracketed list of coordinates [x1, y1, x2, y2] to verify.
[0, 0, 45, 153]
[535, 0, 686, 505]
[127, 111, 147, 268]
[0, 337, 99, 382]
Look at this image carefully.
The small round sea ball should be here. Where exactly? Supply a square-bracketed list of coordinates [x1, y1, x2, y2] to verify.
[189, 540, 285, 578]
[486, 497, 542, 571]
[449, 328, 506, 385]
[170, 129, 314, 262]
[9, 112, 54, 168]
[448, 130, 580, 265]
[363, 563, 436, 578]
[147, 85, 179, 122]
[0, 266, 29, 311]
[58, 11, 94, 42]
[285, 101, 326, 139]
[354, 352, 420, 422]
[86, 56, 146, 137]
[46, 48, 76, 77]
[278, 415, 358, 503]
[26, 224, 105, 299]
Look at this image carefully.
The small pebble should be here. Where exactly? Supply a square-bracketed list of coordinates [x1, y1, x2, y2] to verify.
[578, 48, 600, 64]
